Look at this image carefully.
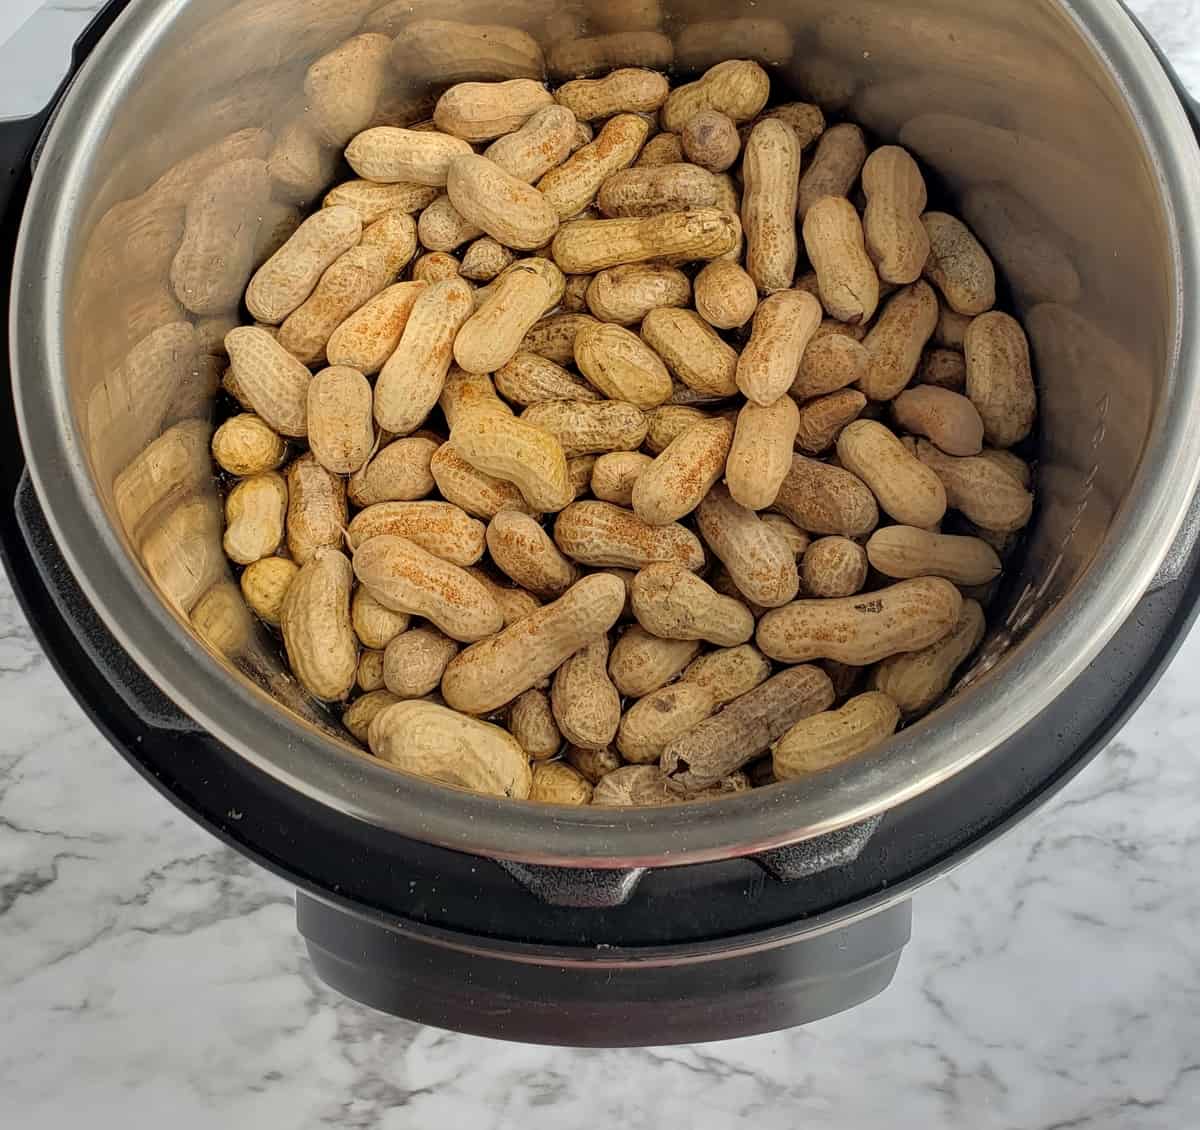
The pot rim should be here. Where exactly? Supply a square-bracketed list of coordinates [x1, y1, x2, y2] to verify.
[12, 0, 1200, 867]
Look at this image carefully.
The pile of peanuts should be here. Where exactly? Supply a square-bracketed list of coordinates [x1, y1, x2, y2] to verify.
[204, 55, 1036, 807]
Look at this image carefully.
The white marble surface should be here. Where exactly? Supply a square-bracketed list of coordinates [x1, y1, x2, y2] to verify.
[3, 1, 1200, 1127]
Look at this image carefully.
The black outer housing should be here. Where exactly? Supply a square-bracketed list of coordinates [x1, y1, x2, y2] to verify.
[1, 0, 1199, 1045]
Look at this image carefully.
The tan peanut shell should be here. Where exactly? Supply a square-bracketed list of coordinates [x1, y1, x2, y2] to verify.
[521, 313, 601, 365]
[487, 510, 579, 598]
[324, 179, 440, 223]
[561, 273, 592, 312]
[608, 625, 701, 698]
[460, 237, 515, 281]
[529, 762, 593, 806]
[791, 334, 870, 400]
[267, 119, 339, 208]
[446, 154, 560, 251]
[773, 692, 900, 781]
[411, 251, 462, 284]
[508, 689, 563, 760]
[224, 327, 311, 438]
[565, 745, 624, 784]
[660, 665, 834, 789]
[440, 367, 513, 429]
[305, 34, 393, 147]
[552, 636, 621, 751]
[774, 454, 880, 539]
[644, 405, 709, 453]
[892, 385, 984, 457]
[240, 557, 297, 627]
[349, 436, 439, 508]
[442, 573, 625, 714]
[681, 111, 741, 174]
[631, 416, 734, 526]
[140, 494, 224, 618]
[433, 79, 554, 142]
[640, 307, 739, 398]
[859, 281, 940, 401]
[837, 419, 947, 528]
[449, 411, 574, 513]
[466, 567, 543, 626]
[591, 451, 652, 507]
[585, 263, 690, 327]
[482, 105, 578, 184]
[521, 400, 647, 459]
[632, 564, 755, 647]
[797, 124, 867, 220]
[737, 290, 823, 405]
[326, 281, 427, 375]
[708, 172, 745, 262]
[211, 414, 285, 477]
[455, 262, 557, 374]
[551, 208, 739, 274]
[547, 29, 674, 81]
[802, 536, 869, 599]
[286, 454, 347, 565]
[662, 60, 770, 132]
[383, 626, 460, 698]
[352, 586, 411, 650]
[358, 649, 387, 693]
[916, 440, 1034, 532]
[574, 322, 673, 408]
[922, 212, 996, 316]
[430, 443, 535, 519]
[697, 483, 800, 609]
[871, 599, 986, 715]
[591, 764, 688, 807]
[223, 472, 287, 566]
[867, 526, 1001, 587]
[305, 366, 373, 475]
[919, 348, 968, 391]
[742, 119, 802, 293]
[347, 501, 486, 566]
[554, 501, 705, 570]
[802, 196, 880, 326]
[794, 389, 867, 455]
[637, 133, 685, 167]
[390, 18, 544, 84]
[756, 577, 963, 665]
[980, 448, 1032, 488]
[344, 690, 400, 744]
[964, 312, 1036, 449]
[693, 260, 757, 330]
[726, 397, 801, 511]
[368, 701, 532, 800]
[617, 680, 718, 764]
[538, 114, 652, 220]
[280, 548, 358, 702]
[556, 68, 669, 120]
[681, 644, 772, 706]
[934, 306, 973, 351]
[418, 194, 483, 252]
[345, 126, 474, 186]
[597, 163, 718, 219]
[496, 353, 600, 407]
[862, 146, 930, 285]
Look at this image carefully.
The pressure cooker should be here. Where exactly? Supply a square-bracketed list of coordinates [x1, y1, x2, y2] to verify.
[2, 0, 1198, 1045]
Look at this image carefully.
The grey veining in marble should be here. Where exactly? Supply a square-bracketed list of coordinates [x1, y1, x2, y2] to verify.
[2, 1, 1200, 1127]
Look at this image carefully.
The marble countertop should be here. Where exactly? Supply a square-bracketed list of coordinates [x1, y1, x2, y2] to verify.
[3, 2, 1200, 1127]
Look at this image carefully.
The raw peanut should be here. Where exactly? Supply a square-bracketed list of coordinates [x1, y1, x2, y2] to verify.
[349, 437, 438, 507]
[640, 307, 739, 397]
[794, 389, 867, 455]
[565, 745, 624, 783]
[267, 119, 340, 207]
[211, 413, 285, 477]
[522, 400, 648, 458]
[487, 510, 579, 598]
[922, 212, 996, 316]
[344, 690, 400, 744]
[171, 159, 270, 316]
[390, 18, 544, 84]
[608, 624, 701, 697]
[556, 67, 669, 120]
[737, 290, 823, 405]
[774, 454, 880, 539]
[591, 764, 688, 806]
[979, 448, 1032, 489]
[793, 270, 820, 298]
[591, 451, 653, 506]
[115, 420, 213, 542]
[964, 312, 1036, 448]
[430, 443, 535, 519]
[529, 762, 593, 805]
[554, 501, 704, 570]
[496, 353, 599, 406]
[562, 274, 592, 312]
[574, 322, 672, 408]
[709, 172, 745, 262]
[644, 405, 709, 453]
[552, 636, 621, 750]
[358, 649, 386, 693]
[597, 163, 717, 219]
[802, 536, 868, 599]
[662, 60, 770, 132]
[223, 472, 288, 566]
[867, 526, 1001, 586]
[508, 689, 563, 760]
[797, 124, 868, 220]
[632, 416, 734, 526]
[246, 206, 363, 325]
[773, 692, 900, 781]
[306, 366, 374, 475]
[454, 262, 558, 374]
[466, 568, 543, 626]
[460, 237, 515, 281]
[680, 111, 741, 174]
[139, 494, 224, 618]
[919, 348, 967, 391]
[617, 680, 718, 764]
[757, 102, 826, 149]
[433, 79, 554, 142]
[564, 451, 593, 496]
[440, 367, 513, 428]
[286, 454, 347, 565]
[521, 313, 600, 364]
[893, 386, 984, 457]
[411, 251, 462, 284]
[222, 322, 316, 435]
[353, 534, 503, 642]
[345, 126, 473, 186]
[757, 577, 962, 665]
[934, 306, 973, 350]
[674, 17, 794, 71]
[240, 557, 298, 627]
[551, 208, 739, 273]
[345, 501, 484, 566]
[661, 665, 834, 789]
[368, 700, 532, 799]
[446, 154, 560, 251]
[324, 180, 440, 223]
[538, 114, 652, 220]
[484, 106, 578, 183]
[450, 412, 574, 512]
[383, 626, 461, 698]
[305, 34, 393, 147]
[636, 133, 685, 167]
[915, 440, 1034, 532]
[352, 586, 411, 650]
[697, 483, 800, 609]
[547, 32, 674, 81]
[802, 196, 880, 326]
[862, 146, 930, 285]
[859, 281, 940, 401]
[742, 119, 802, 293]
[681, 644, 772, 705]
[326, 281, 427, 375]
[375, 278, 474, 434]
[418, 194, 483, 252]
[584, 263, 690, 326]
[837, 419, 947, 528]
[759, 514, 810, 560]
[632, 564, 754, 646]
[693, 260, 757, 329]
[872, 599, 986, 715]
[280, 548, 358, 702]
[442, 573, 624, 713]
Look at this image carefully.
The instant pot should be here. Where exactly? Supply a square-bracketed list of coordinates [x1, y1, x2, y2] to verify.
[2, 0, 1199, 1045]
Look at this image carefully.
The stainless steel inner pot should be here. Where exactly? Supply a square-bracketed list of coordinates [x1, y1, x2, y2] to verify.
[13, 0, 1200, 866]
